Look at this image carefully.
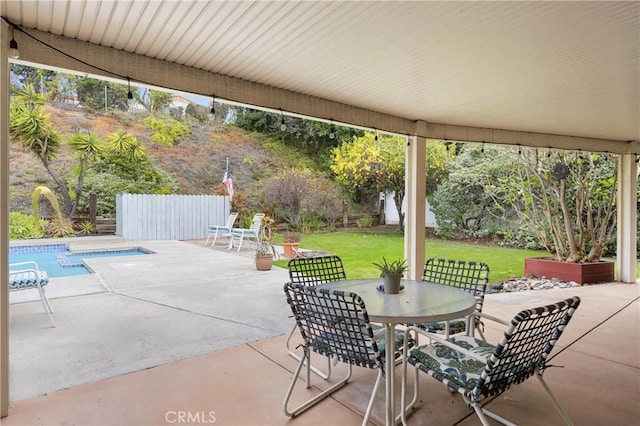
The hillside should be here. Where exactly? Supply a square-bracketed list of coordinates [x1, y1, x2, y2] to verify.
[9, 105, 297, 214]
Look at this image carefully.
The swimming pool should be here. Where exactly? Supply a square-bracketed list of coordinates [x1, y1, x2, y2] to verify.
[9, 244, 150, 277]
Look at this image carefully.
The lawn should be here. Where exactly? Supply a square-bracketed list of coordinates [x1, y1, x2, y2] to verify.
[274, 230, 550, 285]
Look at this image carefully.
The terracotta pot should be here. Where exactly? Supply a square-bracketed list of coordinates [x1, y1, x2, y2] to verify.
[255, 254, 273, 271]
[524, 257, 614, 284]
[282, 242, 300, 259]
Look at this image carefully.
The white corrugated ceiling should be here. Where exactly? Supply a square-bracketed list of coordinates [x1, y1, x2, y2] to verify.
[1, 0, 638, 147]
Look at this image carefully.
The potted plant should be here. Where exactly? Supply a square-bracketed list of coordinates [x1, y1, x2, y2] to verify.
[373, 257, 407, 294]
[510, 149, 617, 284]
[255, 216, 276, 271]
[282, 231, 301, 259]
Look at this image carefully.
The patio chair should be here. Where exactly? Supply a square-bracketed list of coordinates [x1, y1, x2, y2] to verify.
[9, 261, 56, 327]
[286, 255, 347, 379]
[283, 282, 415, 424]
[401, 296, 581, 426]
[205, 212, 238, 246]
[229, 213, 265, 251]
[417, 257, 489, 338]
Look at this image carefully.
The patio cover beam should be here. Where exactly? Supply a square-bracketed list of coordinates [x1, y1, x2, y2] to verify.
[13, 27, 639, 155]
[1, 21, 10, 418]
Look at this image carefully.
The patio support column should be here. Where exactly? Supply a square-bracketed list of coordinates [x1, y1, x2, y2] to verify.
[0, 21, 10, 417]
[405, 122, 426, 280]
[616, 154, 637, 283]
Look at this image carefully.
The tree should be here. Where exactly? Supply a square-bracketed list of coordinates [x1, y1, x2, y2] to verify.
[430, 144, 518, 238]
[78, 133, 177, 217]
[493, 148, 617, 262]
[233, 108, 363, 167]
[259, 169, 343, 230]
[10, 84, 154, 218]
[67, 130, 108, 216]
[331, 132, 406, 231]
[75, 76, 129, 112]
[140, 88, 173, 113]
[10, 84, 70, 214]
[10, 65, 55, 94]
[331, 134, 453, 232]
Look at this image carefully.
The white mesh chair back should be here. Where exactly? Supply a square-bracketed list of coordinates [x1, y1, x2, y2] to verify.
[422, 257, 489, 313]
[284, 282, 382, 369]
[471, 296, 580, 399]
[287, 255, 347, 286]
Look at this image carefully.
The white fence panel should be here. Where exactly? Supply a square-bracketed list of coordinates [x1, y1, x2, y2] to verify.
[116, 194, 229, 241]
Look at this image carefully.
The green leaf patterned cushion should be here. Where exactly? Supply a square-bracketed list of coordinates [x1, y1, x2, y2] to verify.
[410, 335, 495, 390]
[372, 324, 412, 359]
[8, 270, 49, 290]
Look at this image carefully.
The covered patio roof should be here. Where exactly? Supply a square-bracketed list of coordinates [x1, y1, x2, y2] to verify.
[2, 0, 638, 152]
[1, 0, 639, 418]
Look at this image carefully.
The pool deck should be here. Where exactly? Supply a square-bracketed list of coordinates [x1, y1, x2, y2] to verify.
[9, 237, 292, 401]
[4, 236, 640, 425]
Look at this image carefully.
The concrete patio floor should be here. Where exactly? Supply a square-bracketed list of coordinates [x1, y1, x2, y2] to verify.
[4, 237, 640, 425]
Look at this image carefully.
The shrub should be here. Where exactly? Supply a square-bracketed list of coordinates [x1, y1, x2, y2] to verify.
[143, 116, 190, 147]
[46, 217, 76, 238]
[9, 212, 44, 239]
[259, 169, 343, 229]
[75, 220, 95, 235]
[356, 215, 373, 228]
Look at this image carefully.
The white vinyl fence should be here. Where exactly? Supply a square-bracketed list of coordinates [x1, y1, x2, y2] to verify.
[116, 194, 229, 240]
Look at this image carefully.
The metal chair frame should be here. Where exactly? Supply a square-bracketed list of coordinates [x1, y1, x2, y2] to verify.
[205, 212, 238, 246]
[283, 283, 416, 425]
[285, 255, 347, 379]
[9, 261, 56, 327]
[229, 213, 265, 251]
[401, 296, 581, 426]
[420, 257, 489, 337]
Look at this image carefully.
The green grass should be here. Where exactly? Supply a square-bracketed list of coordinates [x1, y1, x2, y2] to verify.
[274, 230, 551, 285]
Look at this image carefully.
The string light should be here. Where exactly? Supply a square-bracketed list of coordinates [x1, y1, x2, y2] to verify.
[126, 78, 134, 105]
[210, 94, 216, 118]
[481, 142, 484, 153]
[9, 26, 18, 59]
[280, 110, 286, 131]
[328, 119, 335, 139]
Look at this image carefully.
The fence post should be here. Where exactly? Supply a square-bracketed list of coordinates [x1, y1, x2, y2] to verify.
[342, 200, 348, 228]
[89, 193, 97, 226]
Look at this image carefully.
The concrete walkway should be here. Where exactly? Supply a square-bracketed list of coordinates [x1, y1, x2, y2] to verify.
[5, 237, 640, 425]
[9, 237, 291, 401]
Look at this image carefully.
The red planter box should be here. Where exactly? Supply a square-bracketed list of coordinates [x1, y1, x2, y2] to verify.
[524, 257, 615, 285]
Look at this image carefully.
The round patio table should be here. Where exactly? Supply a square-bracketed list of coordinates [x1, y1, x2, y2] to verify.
[318, 279, 477, 426]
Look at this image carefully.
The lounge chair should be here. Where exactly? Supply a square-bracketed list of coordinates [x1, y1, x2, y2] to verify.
[229, 213, 265, 251]
[9, 261, 56, 327]
[205, 212, 238, 246]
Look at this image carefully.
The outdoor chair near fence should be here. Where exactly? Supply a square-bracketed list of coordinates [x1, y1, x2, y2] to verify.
[416, 257, 490, 338]
[286, 255, 347, 379]
[205, 212, 238, 246]
[229, 213, 265, 251]
[283, 282, 416, 425]
[9, 261, 56, 327]
[401, 296, 581, 426]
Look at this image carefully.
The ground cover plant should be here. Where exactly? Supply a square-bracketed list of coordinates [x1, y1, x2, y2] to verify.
[274, 230, 552, 285]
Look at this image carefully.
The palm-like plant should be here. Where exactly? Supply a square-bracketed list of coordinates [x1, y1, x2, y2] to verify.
[10, 83, 120, 218]
[68, 130, 107, 216]
[107, 129, 145, 160]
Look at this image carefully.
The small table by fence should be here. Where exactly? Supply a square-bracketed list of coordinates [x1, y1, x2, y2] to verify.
[319, 279, 477, 426]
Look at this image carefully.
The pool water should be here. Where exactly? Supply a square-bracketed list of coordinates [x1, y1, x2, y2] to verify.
[9, 244, 150, 277]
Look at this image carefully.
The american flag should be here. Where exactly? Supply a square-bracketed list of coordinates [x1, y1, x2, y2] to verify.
[222, 157, 234, 201]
